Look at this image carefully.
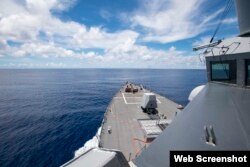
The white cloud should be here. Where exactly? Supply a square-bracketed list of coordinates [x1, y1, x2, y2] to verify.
[2, 39, 203, 69]
[0, 13, 40, 42]
[0, 39, 8, 50]
[0, 0, 71, 42]
[90, 45, 203, 69]
[0, 0, 138, 49]
[222, 17, 237, 24]
[45, 62, 66, 68]
[25, 0, 77, 13]
[192, 36, 211, 47]
[0, 0, 26, 16]
[13, 42, 75, 58]
[72, 28, 139, 50]
[129, 0, 225, 43]
[0, 0, 206, 69]
[100, 9, 112, 21]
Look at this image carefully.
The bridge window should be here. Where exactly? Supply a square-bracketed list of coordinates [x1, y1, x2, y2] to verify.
[210, 60, 236, 83]
[246, 60, 250, 85]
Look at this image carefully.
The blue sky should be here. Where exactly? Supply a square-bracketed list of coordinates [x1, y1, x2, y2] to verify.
[0, 0, 239, 69]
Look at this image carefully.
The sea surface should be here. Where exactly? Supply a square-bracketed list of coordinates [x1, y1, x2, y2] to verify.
[0, 69, 207, 167]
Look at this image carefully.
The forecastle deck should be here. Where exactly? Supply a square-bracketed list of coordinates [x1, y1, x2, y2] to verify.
[99, 83, 182, 161]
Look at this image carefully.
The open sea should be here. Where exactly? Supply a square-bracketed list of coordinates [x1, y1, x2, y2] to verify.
[0, 69, 207, 167]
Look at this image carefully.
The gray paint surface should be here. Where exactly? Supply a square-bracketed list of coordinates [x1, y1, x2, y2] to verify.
[100, 84, 180, 160]
[135, 83, 250, 167]
[235, 0, 250, 36]
[62, 148, 129, 167]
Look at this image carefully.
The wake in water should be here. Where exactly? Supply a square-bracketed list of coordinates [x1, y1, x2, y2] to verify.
[74, 127, 102, 157]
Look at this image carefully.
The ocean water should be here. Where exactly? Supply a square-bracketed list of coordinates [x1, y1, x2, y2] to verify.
[0, 69, 207, 167]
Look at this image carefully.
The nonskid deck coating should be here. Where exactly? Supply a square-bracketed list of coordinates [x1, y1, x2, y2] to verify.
[99, 84, 181, 161]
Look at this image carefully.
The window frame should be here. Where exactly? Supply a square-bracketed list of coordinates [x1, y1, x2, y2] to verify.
[210, 60, 237, 84]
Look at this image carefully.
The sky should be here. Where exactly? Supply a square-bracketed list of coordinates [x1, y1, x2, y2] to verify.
[0, 0, 239, 69]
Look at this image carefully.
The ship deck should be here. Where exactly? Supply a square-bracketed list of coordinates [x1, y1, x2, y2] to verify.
[99, 84, 181, 161]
